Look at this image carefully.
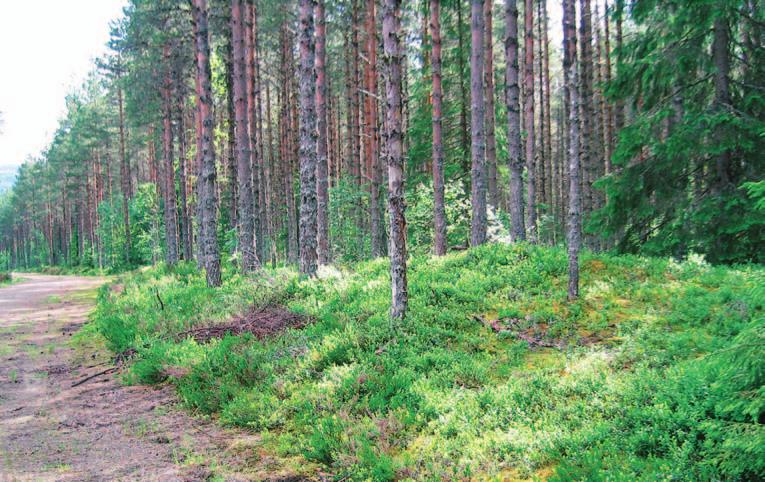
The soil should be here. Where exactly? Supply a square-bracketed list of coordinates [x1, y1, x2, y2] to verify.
[0, 274, 309, 482]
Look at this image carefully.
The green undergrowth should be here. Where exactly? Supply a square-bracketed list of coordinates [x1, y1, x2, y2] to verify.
[91, 244, 765, 481]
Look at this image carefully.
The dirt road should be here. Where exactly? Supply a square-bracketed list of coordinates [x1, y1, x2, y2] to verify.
[0, 274, 277, 481]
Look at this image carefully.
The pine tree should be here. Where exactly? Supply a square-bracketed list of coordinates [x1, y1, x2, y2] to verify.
[470, 0, 487, 246]
[382, 0, 407, 318]
[298, 0, 319, 277]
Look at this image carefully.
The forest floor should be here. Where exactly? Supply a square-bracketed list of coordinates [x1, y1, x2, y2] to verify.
[0, 274, 296, 482]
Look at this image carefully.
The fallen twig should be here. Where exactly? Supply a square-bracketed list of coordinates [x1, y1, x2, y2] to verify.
[155, 289, 165, 311]
[71, 367, 118, 388]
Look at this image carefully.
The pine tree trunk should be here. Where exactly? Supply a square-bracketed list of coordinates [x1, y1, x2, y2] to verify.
[382, 0, 407, 319]
[430, 0, 447, 256]
[265, 79, 277, 265]
[614, 0, 625, 134]
[563, 0, 581, 300]
[224, 26, 238, 231]
[603, 0, 614, 175]
[162, 44, 179, 265]
[535, 0, 546, 223]
[523, 0, 536, 242]
[315, 0, 330, 264]
[470, 0, 487, 246]
[579, 0, 594, 235]
[175, 84, 193, 261]
[117, 84, 132, 265]
[245, 0, 262, 268]
[457, 0, 470, 170]
[484, 0, 499, 210]
[192, 0, 222, 287]
[298, 0, 319, 276]
[712, 15, 731, 191]
[505, 0, 525, 242]
[542, 0, 553, 232]
[231, 0, 256, 272]
[352, 1, 361, 185]
[365, 0, 384, 258]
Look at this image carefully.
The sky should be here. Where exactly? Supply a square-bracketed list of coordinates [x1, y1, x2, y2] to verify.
[0, 0, 127, 169]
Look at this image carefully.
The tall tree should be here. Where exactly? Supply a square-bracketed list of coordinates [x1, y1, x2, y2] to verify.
[470, 0, 487, 246]
[524, 0, 536, 242]
[231, 0, 256, 272]
[563, 0, 581, 299]
[366, 0, 384, 257]
[505, 0, 525, 241]
[175, 80, 193, 261]
[315, 0, 330, 264]
[162, 43, 180, 265]
[298, 0, 319, 276]
[382, 0, 407, 319]
[579, 0, 595, 224]
[244, 0, 262, 268]
[484, 0, 499, 209]
[430, 0, 447, 256]
[192, 0, 221, 287]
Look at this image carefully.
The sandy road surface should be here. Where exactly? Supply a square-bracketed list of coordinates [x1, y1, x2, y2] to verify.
[0, 273, 296, 481]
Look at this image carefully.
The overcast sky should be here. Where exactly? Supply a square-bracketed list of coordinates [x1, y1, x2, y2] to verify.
[0, 0, 127, 168]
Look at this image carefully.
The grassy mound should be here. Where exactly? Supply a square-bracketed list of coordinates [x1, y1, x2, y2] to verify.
[91, 244, 765, 480]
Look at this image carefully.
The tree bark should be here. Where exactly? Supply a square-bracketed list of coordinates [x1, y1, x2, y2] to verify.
[603, 0, 614, 175]
[470, 0, 487, 246]
[430, 0, 447, 256]
[298, 0, 319, 276]
[563, 0, 581, 300]
[245, 0, 263, 267]
[712, 14, 731, 191]
[505, 0, 525, 242]
[484, 0, 499, 210]
[365, 0, 384, 258]
[457, 0, 470, 169]
[192, 0, 222, 287]
[162, 44, 179, 265]
[175, 90, 193, 262]
[231, 0, 256, 272]
[315, 0, 330, 264]
[523, 0, 536, 242]
[542, 0, 553, 228]
[117, 84, 132, 265]
[382, 0, 407, 319]
[535, 0, 546, 221]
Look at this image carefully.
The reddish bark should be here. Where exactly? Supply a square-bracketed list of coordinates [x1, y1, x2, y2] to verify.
[231, 0, 256, 271]
[192, 0, 222, 287]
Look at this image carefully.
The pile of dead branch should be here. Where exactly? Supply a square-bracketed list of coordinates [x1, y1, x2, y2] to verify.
[476, 314, 568, 350]
[176, 305, 308, 344]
